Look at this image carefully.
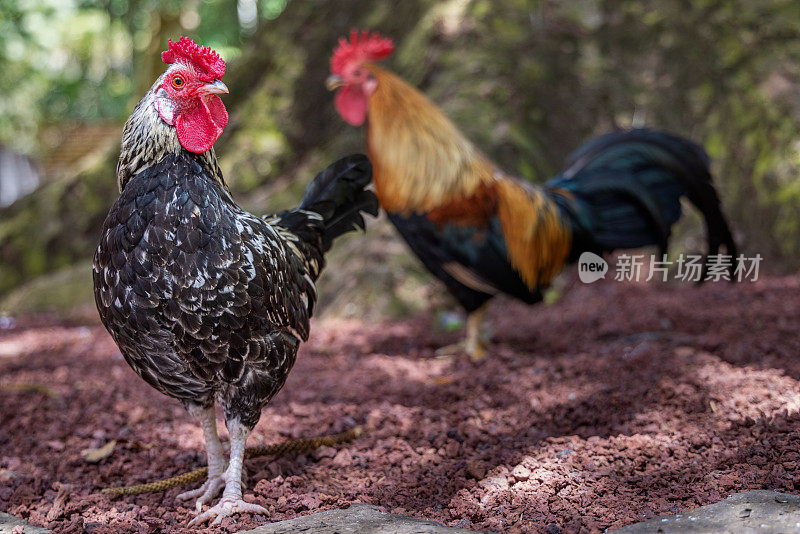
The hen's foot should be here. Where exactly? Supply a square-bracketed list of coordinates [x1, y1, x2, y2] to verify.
[188, 497, 268, 526]
[176, 472, 227, 512]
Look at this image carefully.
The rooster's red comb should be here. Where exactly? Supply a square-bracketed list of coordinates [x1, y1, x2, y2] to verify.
[331, 30, 394, 75]
[162, 37, 226, 81]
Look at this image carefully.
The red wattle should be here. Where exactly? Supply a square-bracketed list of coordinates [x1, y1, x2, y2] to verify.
[175, 95, 228, 153]
[335, 85, 367, 126]
[206, 95, 229, 132]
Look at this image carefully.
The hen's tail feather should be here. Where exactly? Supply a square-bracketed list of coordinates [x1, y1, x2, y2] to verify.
[549, 129, 737, 276]
[281, 154, 379, 252]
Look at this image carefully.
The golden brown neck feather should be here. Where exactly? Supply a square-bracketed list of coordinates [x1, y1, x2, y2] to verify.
[364, 65, 572, 290]
[365, 65, 495, 214]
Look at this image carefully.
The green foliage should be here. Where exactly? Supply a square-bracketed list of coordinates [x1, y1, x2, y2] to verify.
[0, 149, 118, 294]
[4, 0, 800, 313]
[0, 0, 131, 151]
[0, 261, 95, 318]
[0, 0, 286, 155]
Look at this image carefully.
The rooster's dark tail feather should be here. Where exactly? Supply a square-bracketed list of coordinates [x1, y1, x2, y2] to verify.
[548, 129, 737, 275]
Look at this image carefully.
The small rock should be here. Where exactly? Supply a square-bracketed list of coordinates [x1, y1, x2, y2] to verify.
[84, 521, 104, 532]
[331, 449, 352, 467]
[128, 406, 146, 425]
[299, 494, 322, 510]
[479, 476, 510, 491]
[512, 464, 531, 481]
[421, 450, 441, 465]
[466, 462, 486, 480]
[444, 440, 460, 457]
[313, 445, 336, 459]
[46, 440, 65, 451]
[387, 451, 406, 465]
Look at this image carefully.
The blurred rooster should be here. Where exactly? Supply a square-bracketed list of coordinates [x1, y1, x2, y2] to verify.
[327, 31, 736, 360]
[94, 37, 377, 525]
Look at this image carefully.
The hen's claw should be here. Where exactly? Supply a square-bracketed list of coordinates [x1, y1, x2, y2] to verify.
[188, 498, 268, 526]
[176, 473, 227, 512]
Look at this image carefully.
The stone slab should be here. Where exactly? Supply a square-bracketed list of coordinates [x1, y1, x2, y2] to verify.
[239, 503, 482, 533]
[616, 490, 800, 533]
[0, 512, 50, 534]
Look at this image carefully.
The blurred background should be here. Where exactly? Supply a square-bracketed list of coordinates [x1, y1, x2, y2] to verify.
[1, 0, 800, 322]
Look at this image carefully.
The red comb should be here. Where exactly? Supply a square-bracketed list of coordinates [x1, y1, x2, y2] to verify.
[331, 30, 394, 75]
[162, 37, 226, 81]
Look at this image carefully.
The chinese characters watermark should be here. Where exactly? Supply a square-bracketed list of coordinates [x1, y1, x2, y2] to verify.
[577, 252, 762, 284]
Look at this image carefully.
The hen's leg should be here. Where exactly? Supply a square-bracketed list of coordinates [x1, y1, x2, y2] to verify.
[189, 418, 268, 526]
[177, 404, 227, 510]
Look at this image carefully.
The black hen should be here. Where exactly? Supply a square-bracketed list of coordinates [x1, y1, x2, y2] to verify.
[93, 38, 377, 525]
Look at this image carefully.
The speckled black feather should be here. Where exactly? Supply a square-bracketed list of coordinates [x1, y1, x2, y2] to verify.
[94, 148, 374, 428]
[281, 155, 378, 252]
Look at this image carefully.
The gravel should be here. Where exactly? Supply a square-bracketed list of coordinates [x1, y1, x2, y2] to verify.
[2, 275, 800, 533]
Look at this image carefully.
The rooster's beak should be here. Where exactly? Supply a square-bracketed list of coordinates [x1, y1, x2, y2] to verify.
[326, 75, 343, 91]
[201, 80, 229, 95]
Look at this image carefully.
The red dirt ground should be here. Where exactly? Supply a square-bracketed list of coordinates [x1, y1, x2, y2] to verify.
[2, 275, 800, 533]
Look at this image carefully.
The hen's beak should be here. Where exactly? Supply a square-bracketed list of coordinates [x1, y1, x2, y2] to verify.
[201, 79, 229, 95]
[326, 74, 343, 91]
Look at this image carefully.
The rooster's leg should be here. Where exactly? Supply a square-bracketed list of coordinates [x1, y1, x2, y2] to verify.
[435, 303, 491, 361]
[188, 418, 268, 526]
[177, 404, 227, 510]
[436, 304, 489, 362]
[464, 304, 489, 361]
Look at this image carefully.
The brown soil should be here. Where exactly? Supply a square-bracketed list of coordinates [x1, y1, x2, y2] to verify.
[2, 275, 800, 533]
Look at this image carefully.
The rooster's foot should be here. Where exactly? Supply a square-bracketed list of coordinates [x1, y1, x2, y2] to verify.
[465, 338, 488, 362]
[434, 338, 489, 361]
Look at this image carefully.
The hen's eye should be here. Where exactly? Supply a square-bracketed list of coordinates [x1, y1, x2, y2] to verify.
[171, 76, 185, 89]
